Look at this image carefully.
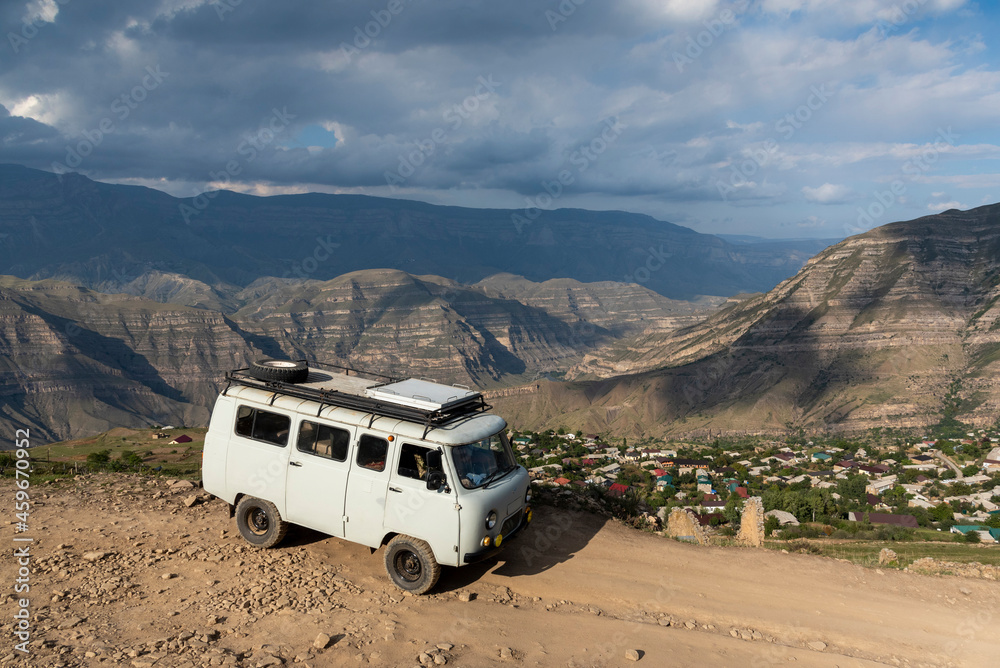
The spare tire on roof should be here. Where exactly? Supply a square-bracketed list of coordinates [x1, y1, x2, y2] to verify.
[248, 359, 309, 384]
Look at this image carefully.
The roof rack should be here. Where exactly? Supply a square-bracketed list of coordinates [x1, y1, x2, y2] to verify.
[223, 361, 493, 438]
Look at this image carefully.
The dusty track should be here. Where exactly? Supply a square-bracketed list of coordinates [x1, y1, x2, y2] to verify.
[2, 474, 997, 667]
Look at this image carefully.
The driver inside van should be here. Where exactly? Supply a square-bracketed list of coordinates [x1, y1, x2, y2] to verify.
[452, 444, 494, 488]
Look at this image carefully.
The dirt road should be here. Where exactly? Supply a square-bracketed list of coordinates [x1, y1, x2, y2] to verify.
[3, 474, 997, 667]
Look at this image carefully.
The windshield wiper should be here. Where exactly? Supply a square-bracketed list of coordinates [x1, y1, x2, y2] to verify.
[483, 464, 517, 489]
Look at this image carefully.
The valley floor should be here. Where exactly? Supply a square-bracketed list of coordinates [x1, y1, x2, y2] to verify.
[2, 474, 997, 667]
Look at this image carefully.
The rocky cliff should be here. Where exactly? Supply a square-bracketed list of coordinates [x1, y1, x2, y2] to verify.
[0, 271, 719, 440]
[493, 205, 1000, 436]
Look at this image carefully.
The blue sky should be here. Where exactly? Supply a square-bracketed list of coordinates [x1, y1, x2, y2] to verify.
[1, 0, 999, 239]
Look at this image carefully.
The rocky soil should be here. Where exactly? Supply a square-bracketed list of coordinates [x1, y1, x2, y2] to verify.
[3, 474, 999, 667]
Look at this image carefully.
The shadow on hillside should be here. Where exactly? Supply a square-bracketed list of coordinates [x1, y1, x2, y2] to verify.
[433, 504, 608, 593]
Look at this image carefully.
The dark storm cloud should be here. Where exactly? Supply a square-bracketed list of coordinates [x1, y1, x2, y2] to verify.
[0, 0, 996, 236]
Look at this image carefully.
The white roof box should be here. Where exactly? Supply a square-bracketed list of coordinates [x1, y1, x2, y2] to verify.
[366, 378, 480, 411]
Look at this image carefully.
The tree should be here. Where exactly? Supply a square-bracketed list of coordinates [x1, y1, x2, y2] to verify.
[723, 496, 744, 525]
[882, 485, 908, 509]
[764, 515, 780, 537]
[837, 474, 868, 505]
[931, 503, 954, 523]
[965, 530, 982, 544]
[87, 450, 111, 465]
[119, 450, 144, 467]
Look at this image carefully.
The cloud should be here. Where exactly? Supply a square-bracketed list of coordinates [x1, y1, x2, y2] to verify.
[802, 183, 852, 203]
[0, 0, 994, 238]
[927, 200, 967, 212]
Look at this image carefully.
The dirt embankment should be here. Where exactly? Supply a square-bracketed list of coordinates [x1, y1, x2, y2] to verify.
[3, 475, 998, 667]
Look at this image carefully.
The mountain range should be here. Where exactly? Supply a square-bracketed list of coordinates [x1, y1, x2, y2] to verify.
[492, 204, 1000, 437]
[10, 163, 997, 443]
[0, 269, 720, 440]
[0, 164, 834, 302]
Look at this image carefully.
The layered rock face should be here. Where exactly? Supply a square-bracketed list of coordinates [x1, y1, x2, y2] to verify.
[494, 205, 1000, 436]
[0, 271, 719, 440]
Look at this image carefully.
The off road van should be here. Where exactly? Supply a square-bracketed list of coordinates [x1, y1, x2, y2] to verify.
[201, 359, 532, 594]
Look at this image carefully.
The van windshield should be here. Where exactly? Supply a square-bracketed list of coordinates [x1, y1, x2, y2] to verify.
[451, 432, 517, 489]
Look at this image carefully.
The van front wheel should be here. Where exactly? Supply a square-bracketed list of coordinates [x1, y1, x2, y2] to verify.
[384, 535, 440, 595]
[235, 496, 288, 548]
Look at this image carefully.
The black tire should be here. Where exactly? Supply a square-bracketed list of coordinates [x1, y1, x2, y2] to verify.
[235, 496, 288, 548]
[247, 359, 309, 384]
[384, 535, 440, 595]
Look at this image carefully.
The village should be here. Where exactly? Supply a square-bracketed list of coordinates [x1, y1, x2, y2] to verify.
[513, 427, 1000, 544]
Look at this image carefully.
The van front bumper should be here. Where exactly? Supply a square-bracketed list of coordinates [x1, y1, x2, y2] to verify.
[463, 507, 531, 564]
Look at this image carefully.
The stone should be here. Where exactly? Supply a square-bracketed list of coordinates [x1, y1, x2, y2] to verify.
[808, 641, 827, 651]
[82, 551, 107, 562]
[499, 647, 514, 660]
[183, 495, 199, 508]
[314, 633, 331, 650]
[625, 648, 641, 661]
[737, 497, 765, 547]
[58, 616, 85, 629]
[457, 591, 473, 602]
[878, 548, 898, 565]
[161, 573, 177, 580]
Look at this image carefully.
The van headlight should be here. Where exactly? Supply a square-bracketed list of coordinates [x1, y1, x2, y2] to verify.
[525, 486, 532, 503]
[486, 510, 497, 530]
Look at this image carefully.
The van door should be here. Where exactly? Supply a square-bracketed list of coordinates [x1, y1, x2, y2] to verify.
[228, 404, 293, 514]
[383, 442, 460, 567]
[342, 432, 394, 548]
[285, 419, 353, 538]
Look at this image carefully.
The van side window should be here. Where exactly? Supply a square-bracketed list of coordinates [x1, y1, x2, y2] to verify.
[397, 442, 432, 480]
[356, 434, 388, 472]
[297, 420, 350, 461]
[234, 405, 290, 447]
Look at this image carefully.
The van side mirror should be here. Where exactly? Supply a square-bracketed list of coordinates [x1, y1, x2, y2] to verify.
[426, 471, 446, 491]
[425, 449, 446, 491]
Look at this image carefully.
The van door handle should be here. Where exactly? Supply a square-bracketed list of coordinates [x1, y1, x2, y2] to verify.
[389, 486, 403, 493]
[289, 461, 302, 467]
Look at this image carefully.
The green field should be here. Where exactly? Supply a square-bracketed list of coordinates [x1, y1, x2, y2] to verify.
[17, 427, 206, 479]
[764, 539, 1000, 568]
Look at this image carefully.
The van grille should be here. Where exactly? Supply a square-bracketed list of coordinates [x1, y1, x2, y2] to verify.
[501, 509, 523, 537]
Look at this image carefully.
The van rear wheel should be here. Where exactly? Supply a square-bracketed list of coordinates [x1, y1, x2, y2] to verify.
[235, 496, 288, 548]
[384, 535, 440, 595]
